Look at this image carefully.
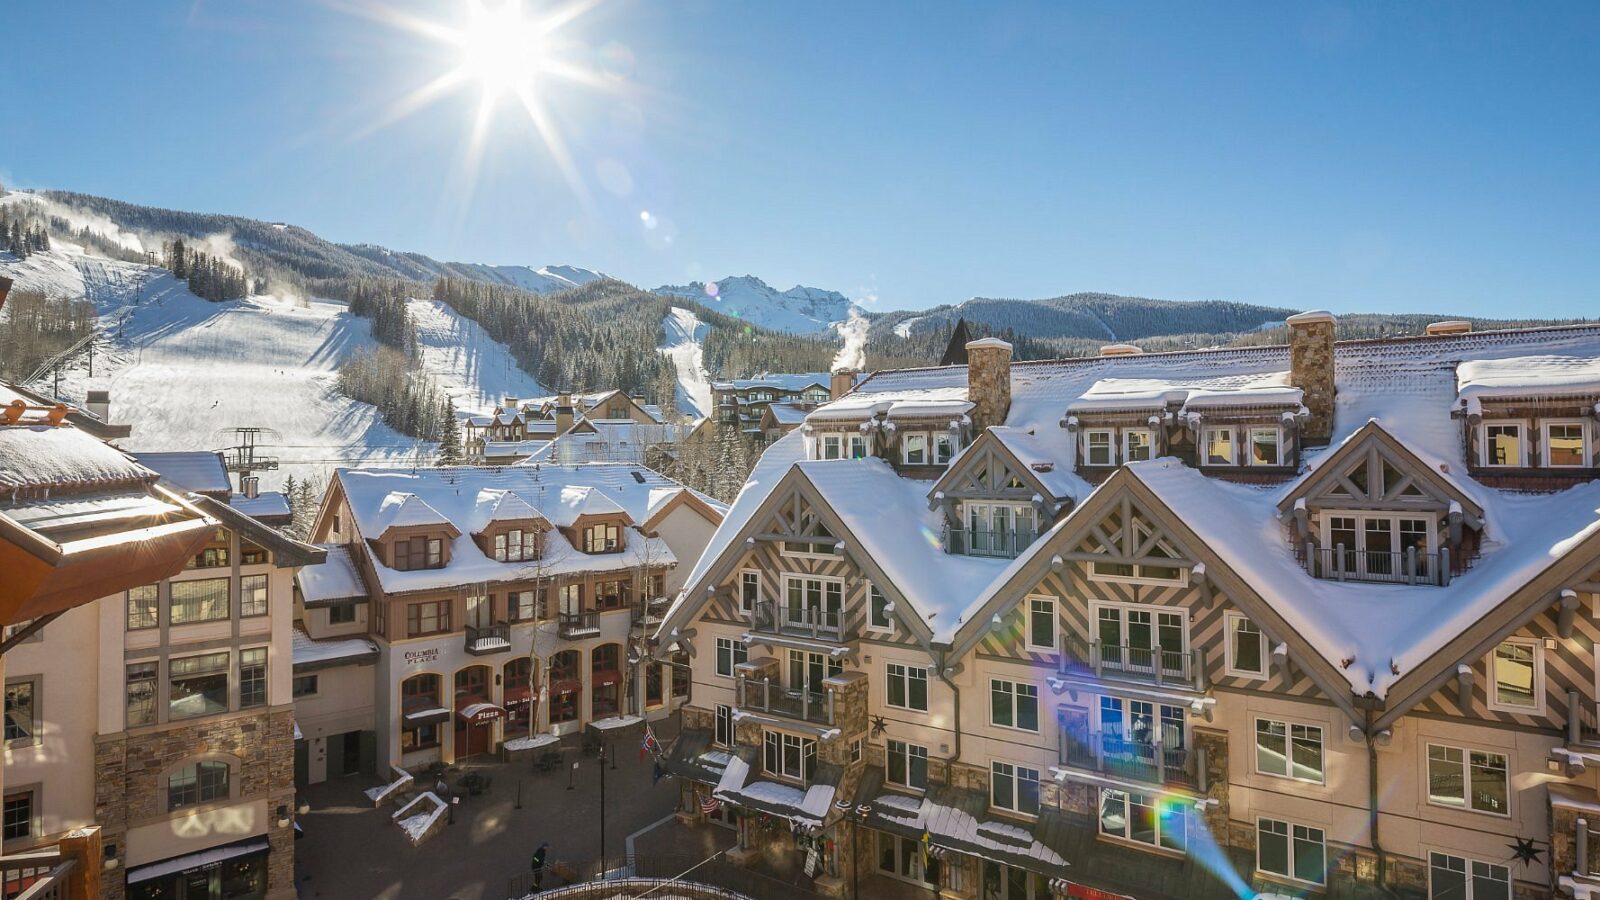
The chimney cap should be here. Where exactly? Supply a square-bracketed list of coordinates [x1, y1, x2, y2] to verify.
[965, 337, 1012, 352]
[1098, 343, 1142, 357]
[1425, 320, 1472, 336]
[1286, 310, 1336, 325]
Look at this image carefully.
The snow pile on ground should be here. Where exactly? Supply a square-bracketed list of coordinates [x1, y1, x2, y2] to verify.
[655, 275, 860, 334]
[410, 298, 546, 415]
[657, 307, 712, 418]
[392, 791, 448, 845]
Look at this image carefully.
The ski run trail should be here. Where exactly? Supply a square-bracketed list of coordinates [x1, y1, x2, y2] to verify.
[658, 306, 712, 419]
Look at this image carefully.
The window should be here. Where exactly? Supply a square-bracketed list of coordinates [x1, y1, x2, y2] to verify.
[239, 648, 267, 709]
[1429, 852, 1510, 900]
[740, 571, 761, 614]
[1256, 718, 1324, 783]
[1480, 422, 1523, 467]
[784, 575, 843, 631]
[240, 574, 268, 618]
[401, 673, 442, 749]
[241, 542, 268, 565]
[1203, 428, 1236, 465]
[715, 637, 748, 678]
[1257, 818, 1326, 886]
[1099, 788, 1187, 852]
[820, 434, 843, 460]
[1545, 421, 1590, 468]
[1098, 697, 1185, 753]
[878, 830, 938, 887]
[1094, 604, 1188, 674]
[1426, 744, 1509, 816]
[783, 521, 835, 557]
[329, 603, 357, 625]
[1247, 427, 1282, 466]
[169, 652, 230, 720]
[406, 600, 450, 637]
[2, 792, 32, 842]
[886, 663, 928, 712]
[170, 577, 229, 625]
[934, 434, 955, 465]
[990, 679, 1039, 732]
[1489, 639, 1541, 712]
[127, 584, 159, 630]
[887, 740, 929, 790]
[127, 662, 157, 727]
[292, 675, 319, 698]
[715, 704, 734, 747]
[3, 681, 36, 747]
[868, 585, 892, 631]
[1088, 525, 1186, 585]
[787, 649, 842, 695]
[763, 731, 815, 782]
[1227, 614, 1267, 679]
[848, 434, 870, 459]
[188, 530, 230, 569]
[508, 591, 538, 622]
[393, 536, 444, 570]
[494, 527, 539, 561]
[990, 761, 1040, 816]
[981, 862, 1047, 900]
[1123, 429, 1154, 463]
[1027, 597, 1056, 651]
[583, 523, 621, 553]
[594, 579, 629, 610]
[902, 433, 929, 466]
[1085, 430, 1114, 466]
[963, 502, 1037, 557]
[168, 760, 230, 811]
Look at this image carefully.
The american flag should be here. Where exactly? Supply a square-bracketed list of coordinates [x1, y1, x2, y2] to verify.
[701, 795, 721, 814]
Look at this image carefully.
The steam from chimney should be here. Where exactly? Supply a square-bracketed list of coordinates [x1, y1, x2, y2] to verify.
[831, 310, 868, 373]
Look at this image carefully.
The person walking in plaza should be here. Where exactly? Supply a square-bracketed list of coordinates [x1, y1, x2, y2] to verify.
[530, 842, 548, 890]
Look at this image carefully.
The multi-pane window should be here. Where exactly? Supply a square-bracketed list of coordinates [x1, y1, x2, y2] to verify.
[715, 704, 734, 747]
[329, 603, 356, 625]
[848, 434, 869, 459]
[1098, 788, 1186, 851]
[170, 652, 231, 720]
[934, 434, 955, 465]
[902, 434, 929, 466]
[240, 574, 268, 618]
[878, 830, 937, 887]
[168, 761, 230, 811]
[3, 681, 36, 745]
[1248, 427, 1282, 466]
[989, 679, 1039, 732]
[188, 530, 230, 569]
[494, 528, 539, 561]
[1257, 818, 1326, 886]
[292, 675, 319, 698]
[393, 536, 444, 570]
[1123, 429, 1154, 463]
[594, 579, 629, 610]
[2, 792, 31, 842]
[508, 591, 539, 622]
[1426, 744, 1509, 816]
[715, 638, 747, 677]
[869, 585, 892, 630]
[1227, 614, 1267, 678]
[1545, 421, 1589, 468]
[1099, 697, 1185, 751]
[784, 576, 843, 629]
[1204, 428, 1236, 465]
[1094, 604, 1188, 672]
[1490, 639, 1540, 711]
[239, 648, 267, 709]
[788, 650, 842, 695]
[762, 731, 815, 782]
[1256, 718, 1324, 783]
[886, 663, 928, 712]
[1429, 852, 1510, 900]
[1027, 598, 1055, 651]
[1088, 527, 1186, 585]
[1481, 422, 1523, 467]
[127, 662, 158, 727]
[583, 523, 621, 553]
[406, 600, 451, 637]
[740, 571, 761, 614]
[170, 577, 230, 625]
[887, 740, 928, 790]
[820, 434, 843, 460]
[1085, 430, 1114, 466]
[127, 584, 159, 630]
[990, 761, 1040, 816]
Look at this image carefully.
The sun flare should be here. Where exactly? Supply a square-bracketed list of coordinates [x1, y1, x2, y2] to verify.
[454, 0, 548, 100]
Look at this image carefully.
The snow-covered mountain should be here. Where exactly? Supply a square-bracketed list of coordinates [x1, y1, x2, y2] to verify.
[443, 263, 606, 294]
[654, 275, 861, 334]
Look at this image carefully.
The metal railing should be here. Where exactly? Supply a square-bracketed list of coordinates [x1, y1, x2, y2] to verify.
[464, 623, 512, 655]
[1305, 544, 1450, 586]
[753, 601, 844, 640]
[1059, 729, 1203, 791]
[505, 854, 824, 900]
[558, 611, 601, 638]
[1, 850, 77, 900]
[736, 676, 835, 726]
[1061, 634, 1206, 691]
[948, 526, 1038, 559]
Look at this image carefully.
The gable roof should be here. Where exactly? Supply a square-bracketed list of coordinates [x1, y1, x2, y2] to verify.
[129, 451, 233, 497]
[1276, 419, 1485, 521]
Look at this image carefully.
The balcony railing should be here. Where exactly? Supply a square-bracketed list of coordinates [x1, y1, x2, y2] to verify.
[1, 849, 78, 900]
[1059, 729, 1204, 792]
[1304, 544, 1450, 586]
[558, 611, 601, 639]
[1061, 634, 1206, 691]
[753, 600, 845, 641]
[737, 676, 834, 726]
[464, 623, 511, 655]
[948, 526, 1037, 559]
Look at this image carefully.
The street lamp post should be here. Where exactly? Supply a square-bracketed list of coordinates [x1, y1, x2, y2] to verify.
[598, 741, 608, 880]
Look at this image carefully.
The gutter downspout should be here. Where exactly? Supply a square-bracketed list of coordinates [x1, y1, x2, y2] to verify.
[936, 650, 961, 782]
[1364, 704, 1397, 897]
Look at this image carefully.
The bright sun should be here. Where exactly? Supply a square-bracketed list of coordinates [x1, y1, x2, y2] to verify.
[455, 0, 548, 100]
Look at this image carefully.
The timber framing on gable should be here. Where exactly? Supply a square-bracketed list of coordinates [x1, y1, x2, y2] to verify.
[927, 429, 1063, 511]
[1277, 420, 1485, 524]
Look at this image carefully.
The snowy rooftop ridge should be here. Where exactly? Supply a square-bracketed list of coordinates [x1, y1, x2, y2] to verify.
[1456, 354, 1600, 403]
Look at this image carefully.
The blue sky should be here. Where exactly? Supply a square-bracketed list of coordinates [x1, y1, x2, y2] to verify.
[5, 1, 1599, 316]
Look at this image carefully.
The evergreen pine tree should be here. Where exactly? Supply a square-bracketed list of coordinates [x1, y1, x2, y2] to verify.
[436, 400, 463, 465]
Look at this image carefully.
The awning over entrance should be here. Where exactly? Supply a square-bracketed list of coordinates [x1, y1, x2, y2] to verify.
[403, 706, 451, 727]
[712, 751, 841, 829]
[127, 836, 269, 885]
[457, 702, 505, 724]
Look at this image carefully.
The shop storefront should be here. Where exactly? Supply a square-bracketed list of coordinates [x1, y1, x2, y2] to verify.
[125, 836, 269, 900]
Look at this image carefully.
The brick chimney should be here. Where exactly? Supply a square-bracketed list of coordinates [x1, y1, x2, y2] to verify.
[554, 393, 575, 433]
[830, 370, 856, 401]
[1287, 310, 1336, 445]
[965, 338, 1012, 433]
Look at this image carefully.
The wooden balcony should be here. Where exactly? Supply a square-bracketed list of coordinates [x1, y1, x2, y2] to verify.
[1, 847, 82, 900]
[1061, 634, 1206, 692]
[1304, 544, 1451, 586]
[1058, 727, 1205, 792]
[558, 611, 601, 639]
[463, 623, 511, 656]
[736, 675, 835, 727]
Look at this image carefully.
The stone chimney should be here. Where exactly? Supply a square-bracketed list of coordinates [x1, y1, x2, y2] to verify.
[830, 370, 856, 401]
[1287, 310, 1336, 445]
[965, 338, 1012, 433]
[85, 389, 111, 423]
[555, 399, 575, 433]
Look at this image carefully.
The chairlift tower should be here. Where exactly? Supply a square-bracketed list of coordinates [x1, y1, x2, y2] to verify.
[213, 426, 281, 492]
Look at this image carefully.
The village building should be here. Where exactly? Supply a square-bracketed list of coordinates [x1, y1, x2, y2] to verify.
[291, 463, 724, 780]
[656, 318, 1600, 900]
[462, 390, 681, 466]
[711, 374, 834, 436]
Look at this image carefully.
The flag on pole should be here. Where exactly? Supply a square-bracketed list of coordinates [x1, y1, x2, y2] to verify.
[921, 828, 931, 868]
[640, 724, 662, 761]
[701, 794, 721, 814]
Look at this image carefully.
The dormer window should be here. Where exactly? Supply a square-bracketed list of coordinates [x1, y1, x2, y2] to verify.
[1546, 421, 1589, 467]
[1203, 428, 1236, 466]
[820, 434, 844, 460]
[393, 536, 444, 571]
[582, 523, 621, 554]
[1123, 429, 1154, 463]
[903, 434, 928, 466]
[934, 434, 955, 465]
[1480, 422, 1523, 467]
[1085, 430, 1114, 466]
[849, 434, 870, 459]
[1247, 427, 1283, 466]
[1321, 513, 1435, 582]
[494, 528, 539, 562]
[957, 502, 1036, 558]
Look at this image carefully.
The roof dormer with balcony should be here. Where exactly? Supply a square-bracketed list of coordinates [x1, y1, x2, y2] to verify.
[927, 426, 1079, 559]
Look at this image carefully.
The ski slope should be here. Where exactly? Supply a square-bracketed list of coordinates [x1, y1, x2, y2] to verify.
[410, 298, 546, 415]
[658, 306, 712, 418]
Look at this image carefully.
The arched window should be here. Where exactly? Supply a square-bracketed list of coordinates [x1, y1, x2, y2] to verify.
[401, 673, 442, 751]
[455, 666, 491, 705]
[504, 658, 534, 737]
[550, 651, 582, 724]
[591, 644, 622, 718]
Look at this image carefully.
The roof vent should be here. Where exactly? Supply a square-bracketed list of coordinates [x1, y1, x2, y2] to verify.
[631, 471, 647, 483]
[1098, 343, 1142, 357]
[1031, 462, 1055, 473]
[1425, 320, 1471, 336]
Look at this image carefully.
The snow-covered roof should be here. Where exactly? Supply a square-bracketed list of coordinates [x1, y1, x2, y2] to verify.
[805, 386, 973, 422]
[292, 627, 378, 669]
[229, 491, 291, 521]
[468, 489, 548, 532]
[129, 451, 233, 495]
[296, 545, 368, 606]
[0, 426, 156, 495]
[369, 492, 454, 536]
[1067, 371, 1300, 413]
[483, 439, 551, 458]
[986, 426, 1089, 501]
[1456, 354, 1600, 403]
[335, 464, 706, 594]
[712, 373, 832, 393]
[764, 403, 813, 426]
